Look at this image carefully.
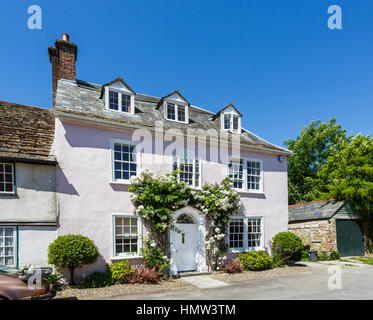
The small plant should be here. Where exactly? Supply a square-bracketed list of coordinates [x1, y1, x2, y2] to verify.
[329, 250, 341, 261]
[271, 249, 287, 268]
[238, 251, 273, 271]
[318, 251, 329, 261]
[108, 260, 134, 284]
[222, 259, 242, 274]
[128, 265, 162, 284]
[141, 240, 169, 272]
[301, 245, 311, 262]
[45, 269, 65, 290]
[83, 272, 114, 288]
[272, 232, 303, 265]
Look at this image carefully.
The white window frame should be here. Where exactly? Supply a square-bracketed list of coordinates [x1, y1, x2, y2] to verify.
[0, 163, 15, 195]
[112, 215, 142, 259]
[227, 157, 264, 193]
[110, 138, 140, 185]
[221, 111, 241, 133]
[0, 226, 17, 267]
[163, 100, 189, 124]
[173, 157, 202, 189]
[227, 216, 264, 252]
[105, 87, 135, 115]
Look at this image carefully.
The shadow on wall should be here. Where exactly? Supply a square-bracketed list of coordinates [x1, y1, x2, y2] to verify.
[56, 166, 79, 196]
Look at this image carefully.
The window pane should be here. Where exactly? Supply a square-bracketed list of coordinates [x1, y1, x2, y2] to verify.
[0, 163, 14, 193]
[228, 219, 244, 249]
[0, 227, 15, 267]
[121, 94, 131, 113]
[178, 106, 186, 122]
[113, 143, 137, 181]
[233, 116, 239, 130]
[248, 219, 262, 247]
[115, 217, 139, 255]
[228, 159, 243, 189]
[176, 158, 197, 187]
[224, 114, 231, 129]
[167, 103, 176, 120]
[109, 91, 119, 110]
[247, 161, 261, 190]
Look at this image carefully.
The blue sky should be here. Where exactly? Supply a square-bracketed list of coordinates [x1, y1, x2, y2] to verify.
[1, 1, 372, 147]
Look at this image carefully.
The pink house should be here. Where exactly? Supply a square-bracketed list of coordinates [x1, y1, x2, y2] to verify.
[49, 34, 291, 276]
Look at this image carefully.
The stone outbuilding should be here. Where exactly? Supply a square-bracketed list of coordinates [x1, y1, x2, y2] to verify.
[288, 199, 365, 257]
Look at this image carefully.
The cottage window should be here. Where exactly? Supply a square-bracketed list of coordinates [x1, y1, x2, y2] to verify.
[228, 219, 244, 249]
[228, 158, 263, 193]
[222, 112, 241, 132]
[247, 160, 261, 191]
[113, 142, 137, 182]
[107, 89, 133, 114]
[0, 227, 16, 267]
[247, 218, 262, 247]
[173, 158, 201, 188]
[165, 102, 188, 123]
[114, 217, 141, 256]
[228, 159, 243, 189]
[0, 163, 14, 194]
[228, 217, 263, 251]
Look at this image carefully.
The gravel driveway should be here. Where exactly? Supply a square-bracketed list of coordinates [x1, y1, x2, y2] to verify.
[55, 264, 312, 300]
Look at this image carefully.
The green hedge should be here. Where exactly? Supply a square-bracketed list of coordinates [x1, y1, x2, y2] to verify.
[238, 251, 273, 271]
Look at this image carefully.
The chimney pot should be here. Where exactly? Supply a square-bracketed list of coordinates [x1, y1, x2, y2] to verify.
[62, 33, 69, 41]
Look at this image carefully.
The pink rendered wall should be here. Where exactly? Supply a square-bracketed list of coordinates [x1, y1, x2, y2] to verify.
[54, 118, 288, 274]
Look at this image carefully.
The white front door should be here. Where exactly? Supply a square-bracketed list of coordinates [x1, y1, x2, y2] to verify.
[171, 222, 199, 272]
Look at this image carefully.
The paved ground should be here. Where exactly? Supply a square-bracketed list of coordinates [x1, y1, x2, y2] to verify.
[107, 262, 373, 300]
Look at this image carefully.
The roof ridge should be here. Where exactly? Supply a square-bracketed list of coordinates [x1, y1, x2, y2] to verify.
[288, 199, 336, 208]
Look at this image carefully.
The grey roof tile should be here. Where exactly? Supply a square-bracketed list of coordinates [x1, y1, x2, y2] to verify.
[55, 79, 291, 155]
[288, 200, 346, 222]
[0, 101, 55, 163]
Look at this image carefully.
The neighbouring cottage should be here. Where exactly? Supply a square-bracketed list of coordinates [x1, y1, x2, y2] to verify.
[288, 199, 365, 257]
[49, 33, 291, 277]
[0, 101, 57, 268]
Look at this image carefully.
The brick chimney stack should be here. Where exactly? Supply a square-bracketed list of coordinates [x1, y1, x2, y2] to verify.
[48, 33, 77, 107]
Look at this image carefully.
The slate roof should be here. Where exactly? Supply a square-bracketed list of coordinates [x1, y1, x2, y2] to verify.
[0, 101, 55, 163]
[54, 79, 292, 155]
[288, 199, 346, 222]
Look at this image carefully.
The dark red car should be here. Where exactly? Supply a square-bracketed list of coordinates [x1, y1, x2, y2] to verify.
[0, 266, 56, 300]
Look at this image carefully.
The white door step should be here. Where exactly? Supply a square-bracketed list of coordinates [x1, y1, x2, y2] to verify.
[181, 275, 229, 289]
[178, 271, 212, 278]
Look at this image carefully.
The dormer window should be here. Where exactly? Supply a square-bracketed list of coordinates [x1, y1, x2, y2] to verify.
[101, 77, 136, 115]
[107, 89, 133, 114]
[157, 90, 190, 124]
[165, 102, 188, 123]
[216, 103, 242, 133]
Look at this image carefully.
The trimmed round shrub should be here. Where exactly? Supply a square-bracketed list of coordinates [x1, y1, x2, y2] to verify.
[84, 272, 114, 288]
[48, 234, 99, 284]
[108, 260, 133, 284]
[238, 251, 273, 271]
[272, 232, 303, 262]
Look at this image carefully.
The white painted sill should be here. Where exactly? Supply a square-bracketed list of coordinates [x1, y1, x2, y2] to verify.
[110, 255, 143, 261]
[110, 180, 131, 186]
[234, 189, 265, 196]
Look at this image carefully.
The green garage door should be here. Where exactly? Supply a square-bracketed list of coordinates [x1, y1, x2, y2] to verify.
[336, 220, 364, 257]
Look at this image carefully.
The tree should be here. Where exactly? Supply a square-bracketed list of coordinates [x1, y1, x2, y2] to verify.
[48, 234, 99, 285]
[318, 134, 373, 242]
[284, 118, 349, 204]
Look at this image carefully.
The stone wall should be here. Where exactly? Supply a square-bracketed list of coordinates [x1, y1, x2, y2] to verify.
[288, 219, 337, 253]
